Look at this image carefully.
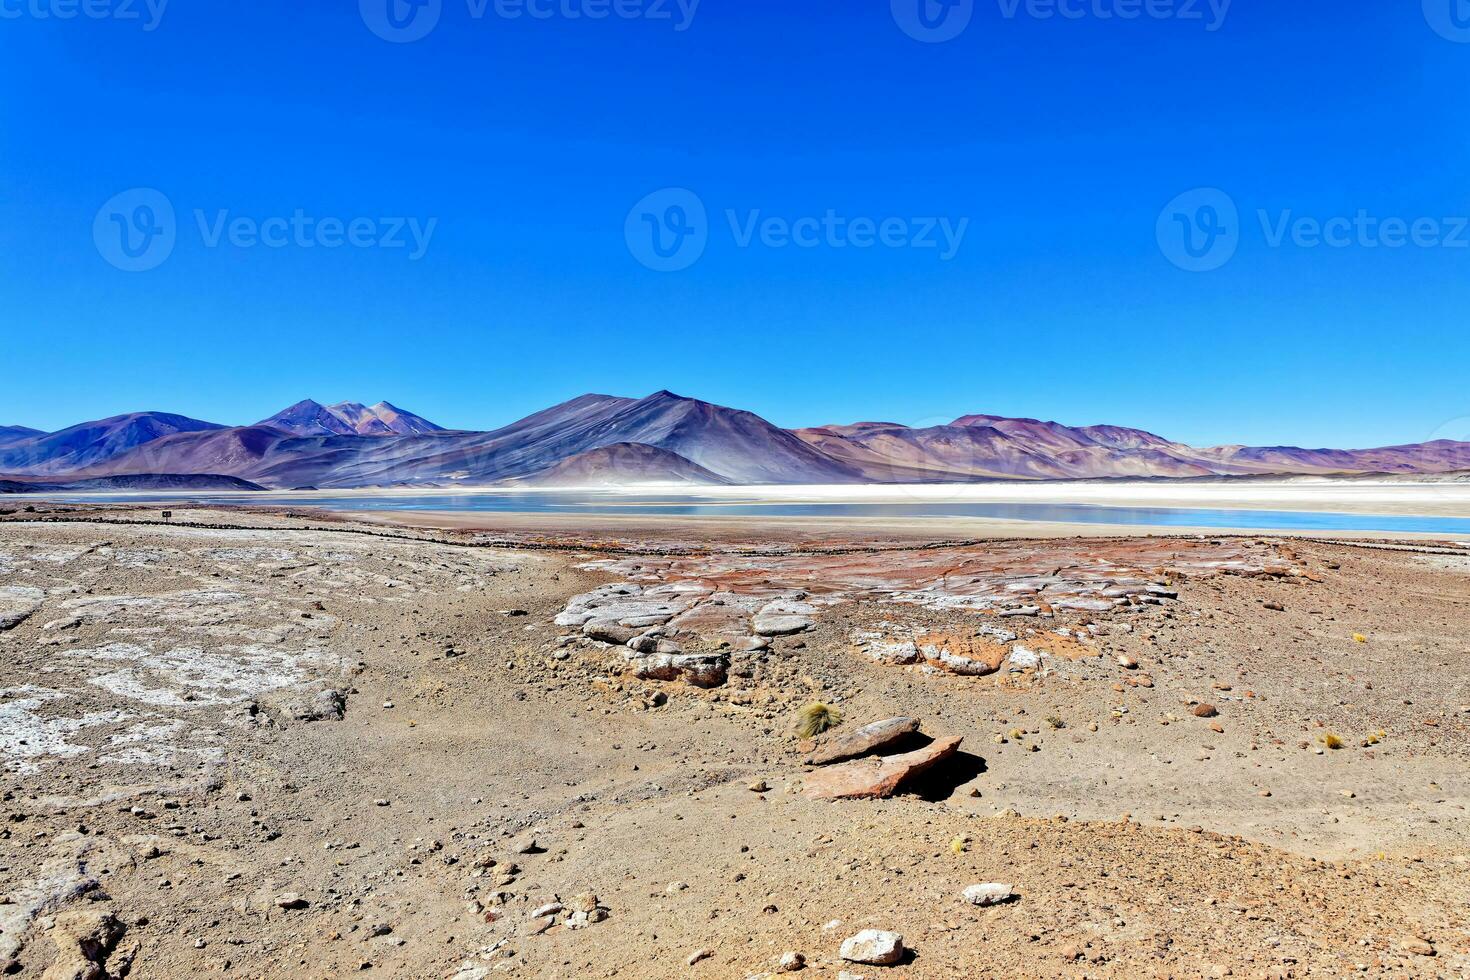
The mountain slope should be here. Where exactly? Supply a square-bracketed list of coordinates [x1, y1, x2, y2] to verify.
[571, 391, 862, 484]
[0, 426, 44, 447]
[517, 443, 733, 486]
[0, 413, 225, 475]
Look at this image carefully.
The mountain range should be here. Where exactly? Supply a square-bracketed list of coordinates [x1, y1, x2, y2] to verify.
[2, 391, 1467, 490]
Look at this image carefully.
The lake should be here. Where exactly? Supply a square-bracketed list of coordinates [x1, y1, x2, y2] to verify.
[30, 490, 1470, 536]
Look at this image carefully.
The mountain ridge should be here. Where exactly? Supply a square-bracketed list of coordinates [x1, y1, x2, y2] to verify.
[4, 394, 1467, 489]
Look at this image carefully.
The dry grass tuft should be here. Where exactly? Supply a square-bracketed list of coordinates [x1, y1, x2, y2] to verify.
[1046, 716, 1065, 730]
[1321, 732, 1344, 750]
[795, 702, 842, 739]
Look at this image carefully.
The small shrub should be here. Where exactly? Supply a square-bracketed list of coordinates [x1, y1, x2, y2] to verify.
[1008, 728, 1026, 740]
[794, 702, 842, 739]
[950, 835, 971, 854]
[1046, 716, 1065, 730]
[1321, 732, 1344, 750]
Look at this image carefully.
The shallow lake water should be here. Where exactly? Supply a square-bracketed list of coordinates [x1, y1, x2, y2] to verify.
[31, 490, 1470, 535]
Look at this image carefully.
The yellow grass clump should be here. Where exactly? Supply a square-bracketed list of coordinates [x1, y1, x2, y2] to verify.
[795, 702, 842, 739]
[1320, 732, 1344, 750]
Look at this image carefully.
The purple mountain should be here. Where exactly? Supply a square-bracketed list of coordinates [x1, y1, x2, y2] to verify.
[4, 393, 1469, 488]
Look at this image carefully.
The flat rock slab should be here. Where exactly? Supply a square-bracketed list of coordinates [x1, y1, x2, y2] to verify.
[753, 613, 813, 637]
[806, 717, 920, 766]
[804, 735, 963, 801]
[0, 586, 44, 631]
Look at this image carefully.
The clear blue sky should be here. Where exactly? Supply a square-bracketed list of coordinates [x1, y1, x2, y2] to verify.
[3, 0, 1469, 448]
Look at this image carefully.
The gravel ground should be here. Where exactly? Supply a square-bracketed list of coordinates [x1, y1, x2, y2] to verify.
[2, 505, 1469, 978]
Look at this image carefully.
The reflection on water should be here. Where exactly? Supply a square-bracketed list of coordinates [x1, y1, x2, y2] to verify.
[35, 491, 1470, 535]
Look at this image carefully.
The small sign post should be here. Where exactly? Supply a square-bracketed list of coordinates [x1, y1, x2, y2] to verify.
[161, 510, 173, 522]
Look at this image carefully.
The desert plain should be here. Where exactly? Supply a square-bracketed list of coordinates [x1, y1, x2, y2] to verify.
[2, 495, 1470, 979]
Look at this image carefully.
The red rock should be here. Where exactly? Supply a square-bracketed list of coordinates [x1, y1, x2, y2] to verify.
[803, 736, 963, 801]
[1193, 704, 1219, 718]
[806, 717, 920, 766]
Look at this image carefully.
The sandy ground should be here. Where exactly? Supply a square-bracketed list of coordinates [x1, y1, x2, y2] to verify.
[3, 503, 1470, 978]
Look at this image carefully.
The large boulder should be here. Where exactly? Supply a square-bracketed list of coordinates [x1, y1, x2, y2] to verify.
[803, 736, 963, 801]
[806, 717, 920, 766]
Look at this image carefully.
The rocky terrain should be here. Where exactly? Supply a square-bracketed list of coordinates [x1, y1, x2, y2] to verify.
[2, 503, 1470, 978]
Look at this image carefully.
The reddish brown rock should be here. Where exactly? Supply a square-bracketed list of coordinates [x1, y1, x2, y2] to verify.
[918, 634, 1010, 676]
[806, 717, 920, 766]
[1193, 704, 1219, 718]
[803, 736, 963, 801]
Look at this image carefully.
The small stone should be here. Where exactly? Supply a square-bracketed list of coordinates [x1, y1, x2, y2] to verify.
[687, 948, 714, 966]
[665, 881, 688, 894]
[1264, 601, 1285, 612]
[748, 780, 769, 793]
[1399, 938, 1435, 956]
[275, 892, 309, 910]
[777, 951, 805, 972]
[1117, 654, 1138, 669]
[567, 892, 598, 914]
[962, 882, 1015, 906]
[1192, 704, 1219, 719]
[531, 902, 562, 918]
[839, 930, 904, 965]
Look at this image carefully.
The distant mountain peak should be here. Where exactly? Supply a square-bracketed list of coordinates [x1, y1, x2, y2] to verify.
[258, 399, 444, 437]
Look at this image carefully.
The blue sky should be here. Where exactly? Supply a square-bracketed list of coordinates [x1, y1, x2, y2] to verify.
[3, 0, 1469, 448]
